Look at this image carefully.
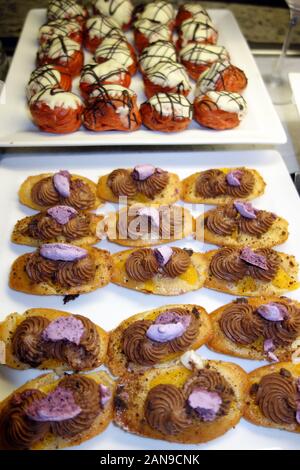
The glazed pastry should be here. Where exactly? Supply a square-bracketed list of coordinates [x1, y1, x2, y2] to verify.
[9, 243, 113, 296]
[111, 246, 209, 295]
[107, 304, 212, 376]
[143, 60, 191, 99]
[135, 1, 175, 28]
[107, 204, 193, 246]
[84, 15, 124, 53]
[194, 91, 247, 130]
[181, 167, 266, 205]
[94, 37, 137, 75]
[197, 201, 289, 249]
[83, 84, 141, 132]
[29, 87, 84, 134]
[177, 17, 218, 50]
[244, 362, 300, 433]
[204, 246, 299, 296]
[0, 371, 114, 450]
[179, 43, 229, 80]
[196, 61, 248, 96]
[26, 65, 72, 101]
[134, 19, 172, 54]
[208, 297, 300, 362]
[47, 0, 88, 25]
[92, 0, 134, 30]
[19, 170, 101, 211]
[97, 164, 180, 205]
[37, 36, 84, 77]
[80, 60, 131, 100]
[0, 308, 108, 371]
[39, 19, 83, 45]
[139, 40, 177, 73]
[114, 353, 248, 443]
[140, 93, 192, 132]
[11, 206, 103, 247]
[176, 3, 211, 28]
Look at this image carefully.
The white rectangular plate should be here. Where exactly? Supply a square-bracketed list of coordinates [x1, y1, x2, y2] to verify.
[0, 9, 286, 147]
[0, 149, 299, 449]
[290, 73, 300, 118]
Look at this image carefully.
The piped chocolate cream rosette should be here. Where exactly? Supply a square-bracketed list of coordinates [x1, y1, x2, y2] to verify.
[0, 308, 108, 371]
[114, 352, 248, 443]
[181, 167, 266, 204]
[111, 246, 209, 295]
[208, 297, 300, 362]
[107, 304, 212, 375]
[0, 371, 114, 450]
[204, 246, 299, 297]
[19, 170, 101, 211]
[9, 243, 112, 296]
[198, 201, 288, 249]
[245, 362, 300, 433]
[106, 204, 193, 246]
[97, 164, 180, 205]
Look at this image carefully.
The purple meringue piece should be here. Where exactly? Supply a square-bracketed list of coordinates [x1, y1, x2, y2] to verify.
[42, 316, 84, 345]
[156, 311, 191, 329]
[26, 387, 81, 422]
[268, 351, 279, 362]
[296, 409, 300, 425]
[188, 388, 222, 422]
[47, 205, 77, 225]
[53, 170, 71, 198]
[264, 338, 275, 353]
[146, 322, 186, 343]
[99, 384, 111, 407]
[226, 170, 242, 187]
[154, 246, 173, 266]
[132, 164, 155, 181]
[40, 243, 88, 261]
[257, 302, 288, 322]
[137, 207, 160, 227]
[234, 201, 257, 220]
[240, 247, 268, 270]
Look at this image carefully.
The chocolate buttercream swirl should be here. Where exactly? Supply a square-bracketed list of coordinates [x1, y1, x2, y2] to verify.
[62, 214, 91, 240]
[163, 247, 191, 278]
[206, 205, 238, 236]
[0, 389, 49, 450]
[195, 169, 227, 198]
[209, 247, 248, 282]
[28, 215, 62, 240]
[125, 248, 159, 281]
[31, 177, 60, 207]
[247, 249, 280, 282]
[26, 253, 57, 283]
[145, 384, 190, 435]
[55, 256, 96, 288]
[239, 210, 276, 237]
[135, 170, 169, 200]
[262, 302, 300, 347]
[255, 371, 298, 425]
[219, 301, 264, 345]
[51, 375, 101, 437]
[226, 170, 254, 197]
[12, 316, 50, 367]
[108, 169, 137, 198]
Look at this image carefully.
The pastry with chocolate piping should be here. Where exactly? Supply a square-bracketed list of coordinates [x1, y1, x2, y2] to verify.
[204, 247, 299, 297]
[244, 362, 300, 434]
[114, 354, 248, 443]
[107, 304, 212, 376]
[111, 246, 208, 295]
[181, 167, 266, 205]
[9, 243, 112, 296]
[196, 61, 247, 96]
[176, 3, 211, 28]
[140, 93, 192, 132]
[0, 371, 115, 450]
[94, 36, 137, 75]
[179, 43, 229, 81]
[176, 16, 218, 50]
[39, 19, 84, 46]
[84, 15, 125, 53]
[138, 40, 177, 74]
[0, 307, 108, 371]
[143, 60, 191, 99]
[134, 1, 176, 29]
[133, 19, 172, 54]
[37, 36, 84, 77]
[92, 0, 134, 31]
[208, 296, 300, 362]
[47, 0, 88, 25]
[26, 65, 72, 101]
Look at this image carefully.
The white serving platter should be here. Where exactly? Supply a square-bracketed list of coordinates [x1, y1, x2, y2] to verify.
[290, 73, 300, 118]
[0, 149, 299, 449]
[0, 9, 286, 147]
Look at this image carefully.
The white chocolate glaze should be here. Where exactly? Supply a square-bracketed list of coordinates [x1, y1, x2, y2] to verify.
[39, 19, 82, 42]
[148, 93, 192, 119]
[134, 18, 170, 42]
[196, 60, 230, 96]
[81, 59, 127, 85]
[47, 0, 86, 21]
[182, 3, 210, 18]
[89, 83, 135, 100]
[206, 91, 247, 119]
[137, 1, 175, 24]
[85, 15, 124, 40]
[94, 37, 133, 68]
[139, 41, 177, 72]
[180, 43, 229, 65]
[93, 0, 133, 27]
[146, 60, 191, 92]
[26, 65, 62, 100]
[39, 37, 81, 64]
[180, 17, 217, 47]
[30, 87, 83, 110]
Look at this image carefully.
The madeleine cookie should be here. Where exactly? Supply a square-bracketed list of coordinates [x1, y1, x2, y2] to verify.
[111, 246, 208, 295]
[208, 297, 300, 362]
[204, 247, 299, 297]
[19, 171, 101, 211]
[0, 308, 108, 371]
[97, 165, 180, 205]
[106, 204, 193, 247]
[11, 207, 103, 247]
[9, 243, 112, 296]
[181, 167, 266, 205]
[0, 371, 115, 450]
[197, 202, 289, 249]
[107, 304, 212, 376]
[244, 362, 300, 434]
[114, 355, 248, 443]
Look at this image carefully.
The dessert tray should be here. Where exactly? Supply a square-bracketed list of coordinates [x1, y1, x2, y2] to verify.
[0, 8, 286, 147]
[0, 148, 299, 450]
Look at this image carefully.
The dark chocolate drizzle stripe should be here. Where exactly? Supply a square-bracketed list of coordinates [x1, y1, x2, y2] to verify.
[139, 41, 177, 70]
[139, 1, 174, 23]
[134, 19, 170, 39]
[148, 93, 192, 120]
[206, 91, 246, 112]
[81, 62, 127, 85]
[197, 61, 229, 93]
[86, 16, 124, 39]
[180, 44, 228, 65]
[39, 36, 80, 65]
[48, 0, 86, 19]
[29, 86, 78, 104]
[95, 37, 133, 67]
[146, 60, 190, 92]
[95, 0, 130, 16]
[180, 17, 218, 39]
[28, 65, 61, 87]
